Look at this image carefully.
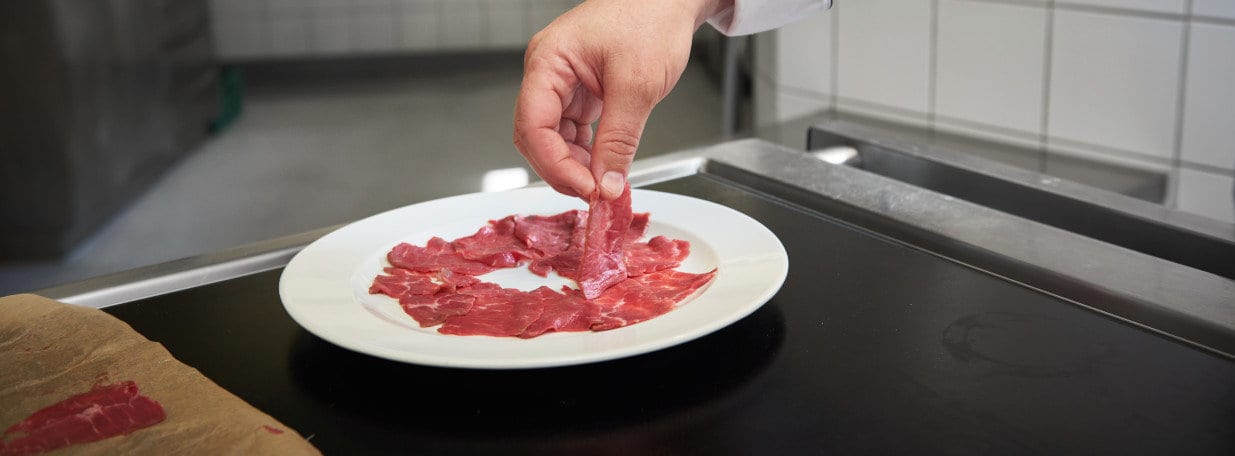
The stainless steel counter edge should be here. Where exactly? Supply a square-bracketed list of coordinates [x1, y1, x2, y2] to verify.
[809, 119, 1235, 243]
[704, 139, 1234, 358]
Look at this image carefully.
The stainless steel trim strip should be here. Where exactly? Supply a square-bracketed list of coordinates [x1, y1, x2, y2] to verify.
[704, 139, 1235, 358]
[36, 226, 339, 308]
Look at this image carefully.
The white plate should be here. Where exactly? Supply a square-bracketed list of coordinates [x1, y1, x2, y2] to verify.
[279, 187, 788, 369]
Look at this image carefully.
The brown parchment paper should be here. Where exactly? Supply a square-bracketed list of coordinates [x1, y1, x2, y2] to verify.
[0, 294, 321, 455]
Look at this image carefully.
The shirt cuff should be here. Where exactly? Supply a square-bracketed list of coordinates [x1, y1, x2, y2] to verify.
[707, 0, 831, 36]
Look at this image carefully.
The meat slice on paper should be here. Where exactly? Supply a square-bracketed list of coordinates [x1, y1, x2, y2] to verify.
[0, 381, 165, 456]
[0, 294, 319, 455]
[591, 269, 718, 331]
[578, 185, 634, 299]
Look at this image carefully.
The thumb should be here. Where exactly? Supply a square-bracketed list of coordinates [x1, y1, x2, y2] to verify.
[591, 76, 659, 200]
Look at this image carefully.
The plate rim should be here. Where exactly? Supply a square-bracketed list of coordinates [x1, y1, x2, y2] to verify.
[279, 188, 788, 369]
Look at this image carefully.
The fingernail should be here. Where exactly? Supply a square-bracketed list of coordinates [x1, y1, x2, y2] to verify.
[600, 171, 625, 198]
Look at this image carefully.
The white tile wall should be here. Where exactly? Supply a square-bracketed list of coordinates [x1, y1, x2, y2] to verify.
[352, 12, 398, 52]
[215, 19, 267, 58]
[209, 0, 582, 58]
[936, 0, 1046, 135]
[1193, 0, 1235, 20]
[1045, 140, 1171, 174]
[528, 1, 573, 38]
[1048, 10, 1182, 160]
[1177, 168, 1235, 223]
[753, 77, 778, 128]
[268, 0, 306, 18]
[837, 98, 930, 128]
[756, 0, 1235, 222]
[1059, 0, 1186, 15]
[1181, 23, 1235, 171]
[933, 118, 1043, 151]
[309, 14, 351, 54]
[775, 90, 831, 124]
[269, 17, 311, 56]
[399, 0, 439, 50]
[488, 0, 529, 47]
[774, 10, 831, 93]
[442, 0, 483, 49]
[836, 0, 931, 114]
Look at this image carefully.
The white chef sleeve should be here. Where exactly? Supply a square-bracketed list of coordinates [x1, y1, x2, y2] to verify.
[707, 0, 831, 36]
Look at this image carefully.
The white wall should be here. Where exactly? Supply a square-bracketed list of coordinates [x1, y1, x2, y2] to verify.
[754, 0, 1235, 223]
[208, 0, 579, 59]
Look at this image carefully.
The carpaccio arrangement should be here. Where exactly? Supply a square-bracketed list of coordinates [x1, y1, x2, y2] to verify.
[369, 187, 717, 338]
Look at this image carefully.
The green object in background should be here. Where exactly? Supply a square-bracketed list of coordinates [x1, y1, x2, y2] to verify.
[210, 66, 244, 134]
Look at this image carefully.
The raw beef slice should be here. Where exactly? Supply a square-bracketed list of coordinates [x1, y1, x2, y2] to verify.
[591, 269, 718, 331]
[0, 381, 165, 456]
[387, 237, 496, 276]
[438, 284, 548, 337]
[513, 210, 580, 257]
[519, 288, 604, 338]
[578, 186, 634, 299]
[624, 236, 691, 276]
[369, 191, 717, 338]
[451, 216, 532, 268]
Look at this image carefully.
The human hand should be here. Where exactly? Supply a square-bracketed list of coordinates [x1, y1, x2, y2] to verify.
[513, 0, 728, 200]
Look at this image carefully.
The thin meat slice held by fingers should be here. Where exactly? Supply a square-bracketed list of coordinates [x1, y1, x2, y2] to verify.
[578, 185, 634, 299]
[528, 210, 652, 279]
[438, 284, 547, 337]
[624, 235, 691, 276]
[387, 237, 497, 276]
[591, 268, 718, 331]
[1, 381, 165, 455]
[452, 216, 533, 268]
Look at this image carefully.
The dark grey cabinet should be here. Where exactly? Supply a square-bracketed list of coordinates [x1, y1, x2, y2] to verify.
[1, 0, 218, 259]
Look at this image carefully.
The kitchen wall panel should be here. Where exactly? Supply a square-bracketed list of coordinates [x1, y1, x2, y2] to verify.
[1180, 22, 1235, 172]
[208, 0, 579, 58]
[836, 0, 931, 116]
[1047, 10, 1181, 161]
[935, 0, 1046, 135]
[757, 0, 1235, 224]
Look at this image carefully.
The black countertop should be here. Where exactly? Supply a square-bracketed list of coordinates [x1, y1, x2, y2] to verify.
[105, 175, 1235, 454]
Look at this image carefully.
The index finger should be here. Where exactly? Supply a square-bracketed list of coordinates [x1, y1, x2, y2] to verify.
[513, 62, 596, 198]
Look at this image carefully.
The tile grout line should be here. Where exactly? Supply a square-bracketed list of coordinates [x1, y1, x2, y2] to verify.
[1168, 0, 1195, 209]
[835, 95, 931, 121]
[927, 0, 940, 130]
[261, 0, 272, 55]
[934, 114, 1043, 142]
[957, 0, 1235, 26]
[392, 0, 403, 49]
[829, 3, 840, 115]
[303, 1, 313, 51]
[1037, 0, 1056, 173]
